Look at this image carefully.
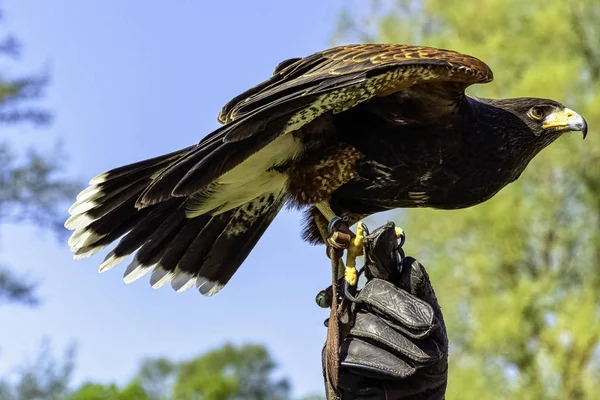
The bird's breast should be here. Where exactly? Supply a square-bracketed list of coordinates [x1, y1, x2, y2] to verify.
[331, 150, 518, 215]
[413, 166, 511, 209]
[286, 143, 364, 205]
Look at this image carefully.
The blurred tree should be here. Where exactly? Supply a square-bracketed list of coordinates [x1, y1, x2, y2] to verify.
[173, 343, 290, 400]
[296, 395, 325, 400]
[335, 0, 600, 399]
[136, 357, 176, 399]
[0, 339, 75, 400]
[62, 343, 290, 400]
[0, 7, 79, 306]
[67, 382, 149, 400]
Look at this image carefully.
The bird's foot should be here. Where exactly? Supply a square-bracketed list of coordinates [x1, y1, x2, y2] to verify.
[326, 218, 366, 289]
[317, 222, 406, 307]
[344, 222, 366, 287]
[326, 216, 363, 287]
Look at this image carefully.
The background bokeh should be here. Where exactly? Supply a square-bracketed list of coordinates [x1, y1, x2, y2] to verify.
[0, 1, 598, 399]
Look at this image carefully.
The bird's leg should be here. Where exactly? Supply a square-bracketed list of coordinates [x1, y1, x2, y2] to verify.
[315, 201, 354, 249]
[315, 201, 363, 288]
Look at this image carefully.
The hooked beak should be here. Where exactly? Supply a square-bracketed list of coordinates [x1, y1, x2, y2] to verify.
[543, 108, 588, 139]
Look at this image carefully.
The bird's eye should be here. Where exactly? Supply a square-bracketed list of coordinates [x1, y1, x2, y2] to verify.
[528, 106, 546, 121]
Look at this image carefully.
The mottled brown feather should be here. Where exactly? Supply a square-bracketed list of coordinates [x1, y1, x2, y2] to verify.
[218, 44, 493, 125]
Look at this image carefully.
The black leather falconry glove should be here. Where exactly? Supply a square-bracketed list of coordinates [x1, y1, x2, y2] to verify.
[323, 222, 448, 400]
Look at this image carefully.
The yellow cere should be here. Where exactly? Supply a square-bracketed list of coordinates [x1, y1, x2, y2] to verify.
[542, 108, 577, 130]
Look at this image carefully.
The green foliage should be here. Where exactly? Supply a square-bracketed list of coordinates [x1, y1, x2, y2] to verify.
[59, 343, 289, 400]
[2, 342, 291, 400]
[173, 344, 290, 400]
[67, 382, 149, 400]
[136, 358, 176, 399]
[336, 0, 600, 398]
[66, 383, 121, 400]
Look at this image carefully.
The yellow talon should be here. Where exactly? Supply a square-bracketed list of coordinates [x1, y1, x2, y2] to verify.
[345, 222, 365, 286]
[395, 226, 404, 239]
[345, 265, 358, 286]
[353, 223, 365, 248]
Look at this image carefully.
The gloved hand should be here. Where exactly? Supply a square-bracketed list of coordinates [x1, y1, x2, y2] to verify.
[323, 222, 448, 400]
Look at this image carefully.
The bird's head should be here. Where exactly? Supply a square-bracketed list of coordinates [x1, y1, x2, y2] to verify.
[481, 97, 588, 141]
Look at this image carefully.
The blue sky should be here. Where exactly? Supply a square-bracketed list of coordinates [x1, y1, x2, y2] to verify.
[0, 1, 373, 397]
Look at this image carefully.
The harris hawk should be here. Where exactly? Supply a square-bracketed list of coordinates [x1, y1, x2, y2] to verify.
[65, 44, 588, 296]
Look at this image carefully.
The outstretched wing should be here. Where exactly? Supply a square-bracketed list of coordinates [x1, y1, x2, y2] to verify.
[138, 44, 493, 206]
[218, 44, 493, 127]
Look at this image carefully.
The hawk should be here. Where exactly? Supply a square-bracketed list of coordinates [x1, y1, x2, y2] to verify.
[65, 44, 588, 295]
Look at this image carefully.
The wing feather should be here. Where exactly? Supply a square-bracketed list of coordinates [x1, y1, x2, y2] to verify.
[142, 44, 493, 205]
[218, 44, 493, 125]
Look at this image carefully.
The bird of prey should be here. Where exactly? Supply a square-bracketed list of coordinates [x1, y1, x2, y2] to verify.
[65, 44, 588, 296]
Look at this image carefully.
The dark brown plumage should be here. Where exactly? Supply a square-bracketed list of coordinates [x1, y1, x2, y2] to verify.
[65, 44, 588, 295]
